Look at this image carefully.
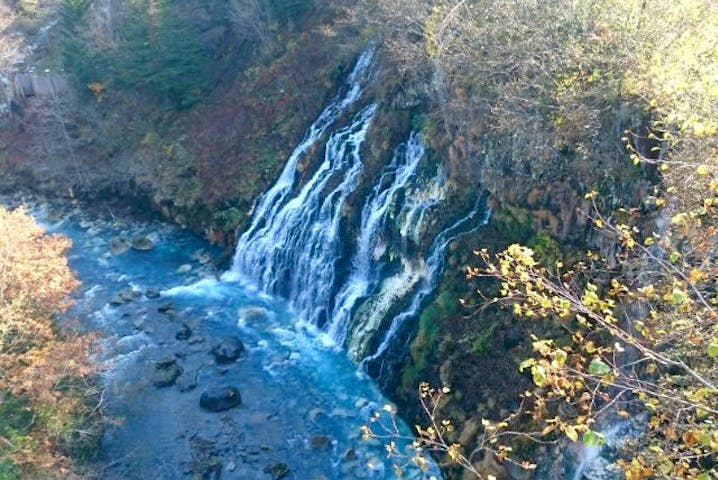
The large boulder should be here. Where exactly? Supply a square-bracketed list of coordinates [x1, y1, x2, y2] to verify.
[210, 337, 245, 364]
[199, 386, 241, 412]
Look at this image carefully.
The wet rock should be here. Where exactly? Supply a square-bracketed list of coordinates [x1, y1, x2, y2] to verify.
[309, 435, 332, 449]
[145, 288, 161, 299]
[109, 295, 126, 306]
[308, 408, 327, 423]
[177, 370, 198, 392]
[188, 335, 205, 345]
[121, 289, 142, 301]
[175, 323, 192, 341]
[237, 306, 269, 323]
[46, 208, 63, 223]
[264, 462, 290, 480]
[109, 236, 130, 255]
[110, 289, 141, 306]
[156, 353, 177, 368]
[152, 356, 182, 387]
[189, 436, 222, 480]
[131, 236, 154, 251]
[158, 302, 175, 314]
[199, 386, 241, 412]
[210, 337, 245, 364]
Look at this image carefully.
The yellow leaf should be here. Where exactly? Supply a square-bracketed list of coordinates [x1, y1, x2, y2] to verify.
[563, 424, 579, 442]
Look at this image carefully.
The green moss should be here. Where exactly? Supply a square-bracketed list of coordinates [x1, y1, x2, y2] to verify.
[213, 206, 243, 232]
[0, 394, 33, 445]
[492, 206, 534, 244]
[0, 394, 32, 480]
[528, 232, 562, 266]
[402, 288, 460, 391]
[470, 320, 499, 356]
[0, 459, 20, 480]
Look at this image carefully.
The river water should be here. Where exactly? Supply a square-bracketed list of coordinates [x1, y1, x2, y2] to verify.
[18, 200, 438, 480]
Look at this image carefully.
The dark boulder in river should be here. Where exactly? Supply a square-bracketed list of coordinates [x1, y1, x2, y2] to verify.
[199, 386, 241, 412]
[210, 337, 244, 363]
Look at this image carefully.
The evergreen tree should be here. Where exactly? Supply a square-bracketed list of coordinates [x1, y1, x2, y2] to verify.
[114, 0, 210, 108]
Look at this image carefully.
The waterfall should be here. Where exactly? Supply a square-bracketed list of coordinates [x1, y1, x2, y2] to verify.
[230, 45, 376, 245]
[229, 103, 376, 326]
[360, 205, 491, 364]
[326, 132, 425, 345]
[398, 169, 446, 241]
[226, 44, 490, 367]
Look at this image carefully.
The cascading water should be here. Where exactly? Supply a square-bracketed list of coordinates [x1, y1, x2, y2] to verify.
[230, 104, 377, 327]
[398, 169, 447, 242]
[357, 203, 491, 364]
[230, 45, 376, 246]
[326, 133, 425, 345]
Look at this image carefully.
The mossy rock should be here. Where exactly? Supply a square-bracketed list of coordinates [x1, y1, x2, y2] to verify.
[470, 321, 499, 356]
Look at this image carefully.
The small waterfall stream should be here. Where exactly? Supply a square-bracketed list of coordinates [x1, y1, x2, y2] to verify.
[359, 205, 491, 364]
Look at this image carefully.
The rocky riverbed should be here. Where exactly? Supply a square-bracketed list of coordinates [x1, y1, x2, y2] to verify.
[2, 195, 438, 480]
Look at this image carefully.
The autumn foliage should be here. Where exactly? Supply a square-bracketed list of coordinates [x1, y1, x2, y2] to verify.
[0, 207, 98, 479]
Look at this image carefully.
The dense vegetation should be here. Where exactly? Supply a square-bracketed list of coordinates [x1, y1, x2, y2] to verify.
[360, 0, 718, 478]
[0, 207, 100, 479]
